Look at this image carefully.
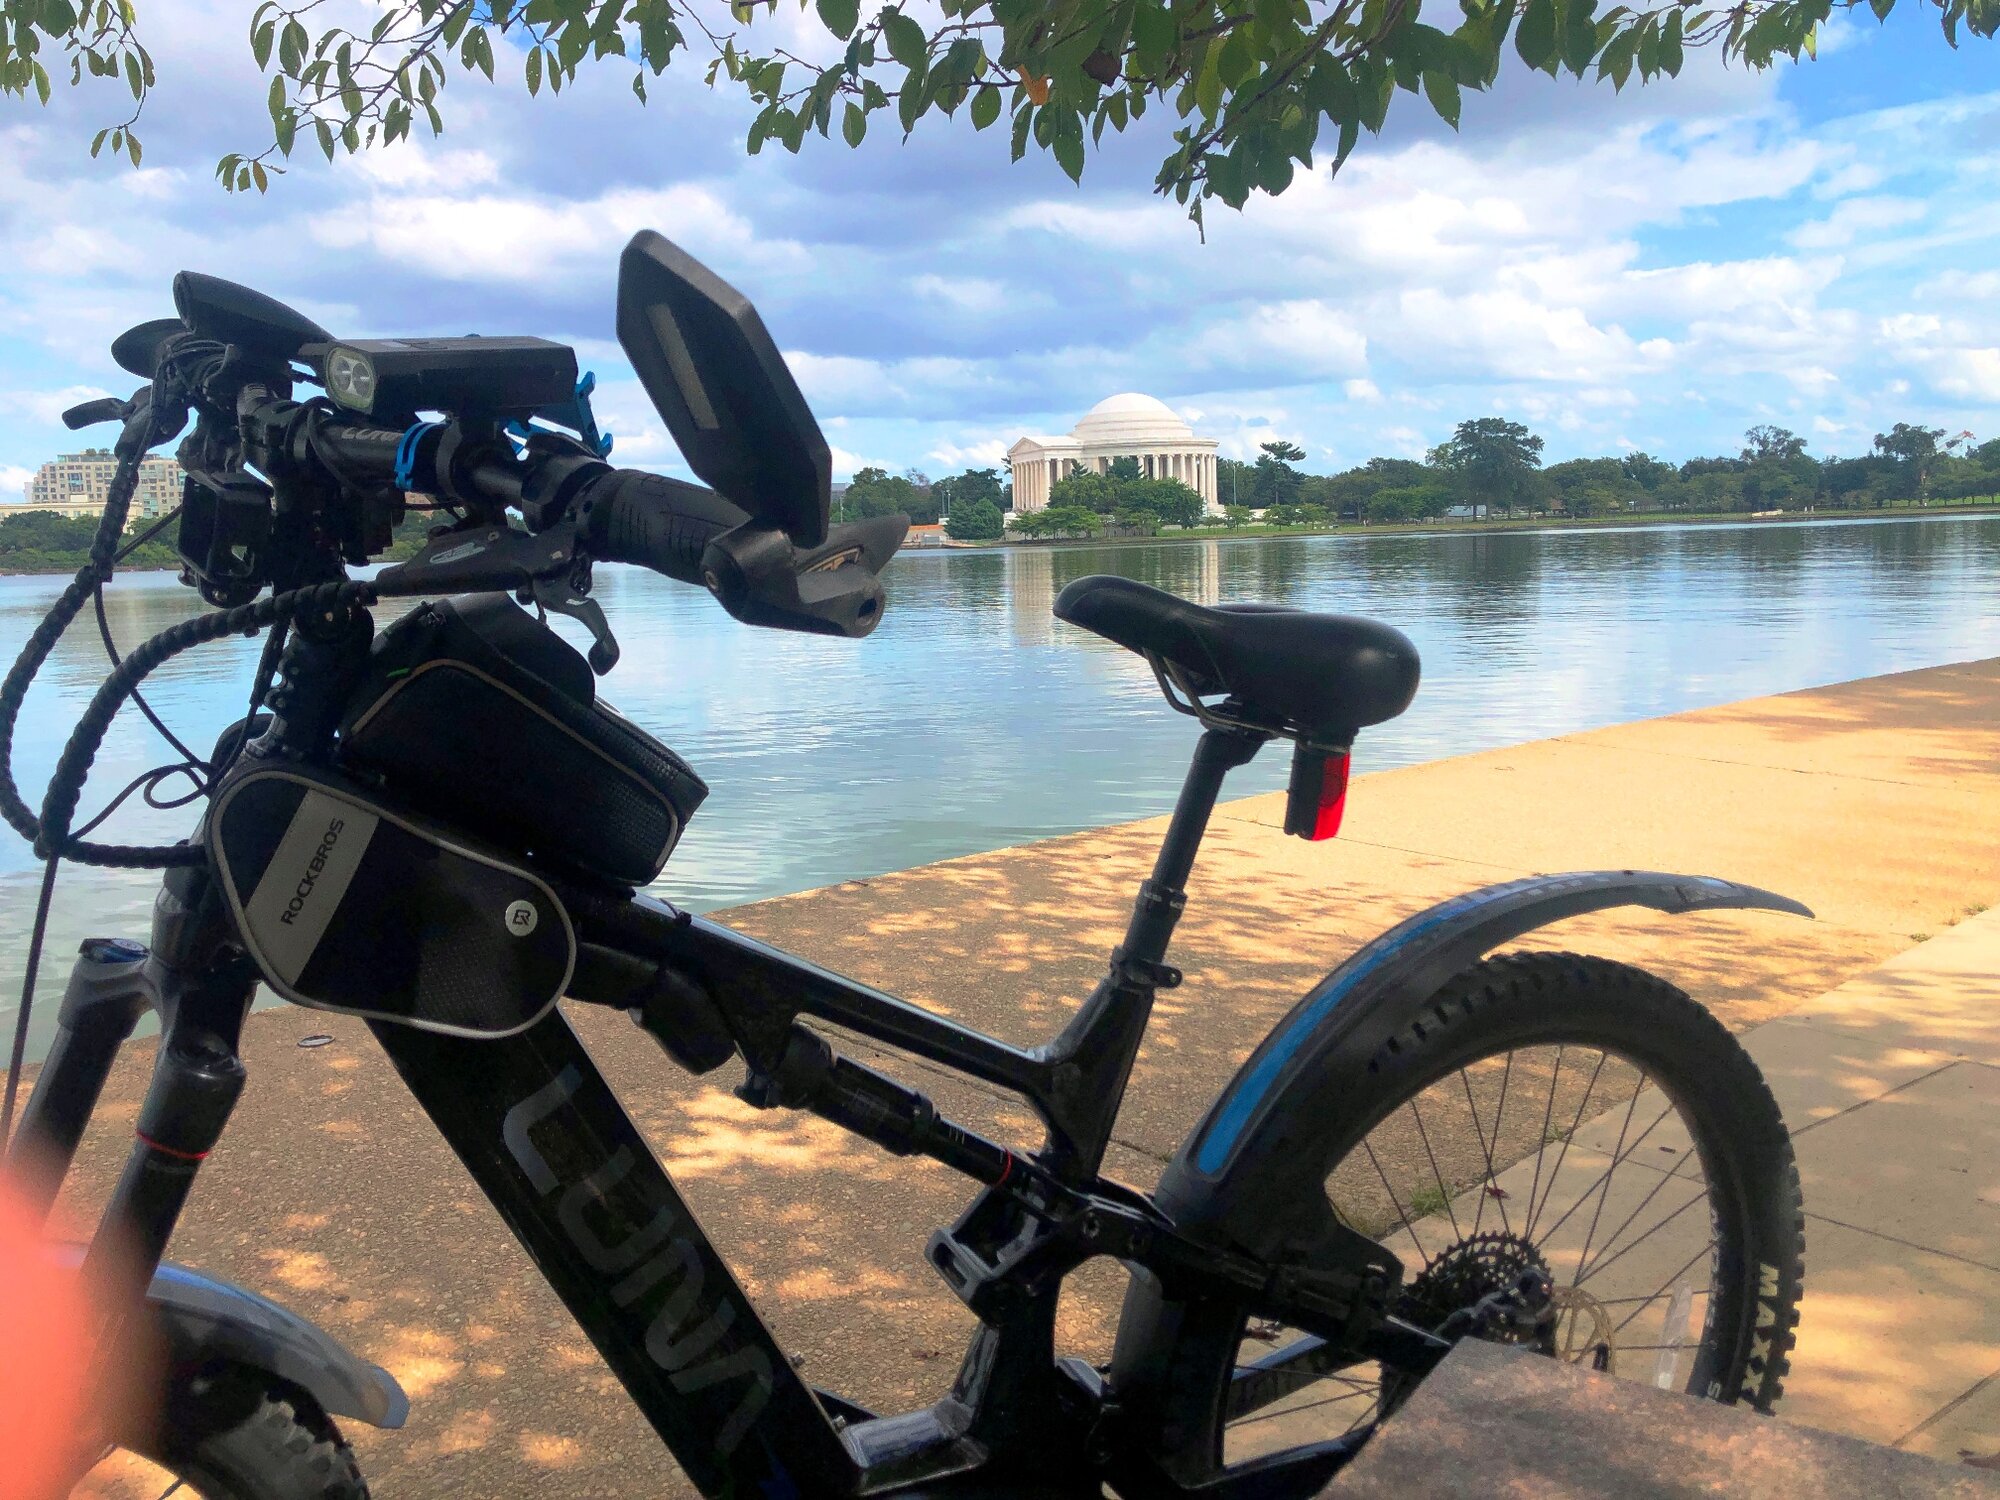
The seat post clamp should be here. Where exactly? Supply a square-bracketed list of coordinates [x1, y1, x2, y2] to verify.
[1109, 946, 1182, 992]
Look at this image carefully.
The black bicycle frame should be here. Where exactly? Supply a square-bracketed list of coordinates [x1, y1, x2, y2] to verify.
[13, 700, 1406, 1497]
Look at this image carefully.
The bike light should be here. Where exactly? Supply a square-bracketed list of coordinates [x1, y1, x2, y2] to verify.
[324, 345, 379, 413]
[314, 336, 578, 420]
[1284, 744, 1351, 842]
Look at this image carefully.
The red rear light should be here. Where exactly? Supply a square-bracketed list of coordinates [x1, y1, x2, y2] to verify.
[1284, 745, 1351, 842]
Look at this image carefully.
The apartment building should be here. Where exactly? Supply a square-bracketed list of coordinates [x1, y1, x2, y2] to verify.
[19, 450, 183, 521]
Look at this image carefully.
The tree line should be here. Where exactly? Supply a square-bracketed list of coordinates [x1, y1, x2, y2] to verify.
[1211, 419, 1999, 527]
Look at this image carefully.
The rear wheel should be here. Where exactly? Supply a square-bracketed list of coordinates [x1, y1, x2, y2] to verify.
[72, 1372, 369, 1500]
[1190, 953, 1804, 1476]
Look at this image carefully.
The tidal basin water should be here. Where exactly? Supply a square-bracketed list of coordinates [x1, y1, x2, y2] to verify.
[5, 513, 2000, 1057]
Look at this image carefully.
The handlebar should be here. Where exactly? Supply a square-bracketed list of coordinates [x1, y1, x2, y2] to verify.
[582, 470, 749, 586]
[297, 405, 907, 640]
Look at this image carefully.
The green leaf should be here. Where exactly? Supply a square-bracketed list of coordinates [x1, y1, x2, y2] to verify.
[897, 70, 926, 130]
[252, 160, 268, 191]
[123, 48, 141, 99]
[1422, 68, 1461, 127]
[89, 126, 108, 158]
[1011, 101, 1032, 160]
[970, 82, 1001, 129]
[32, 60, 50, 104]
[1597, 25, 1638, 85]
[1660, 8, 1684, 70]
[882, 10, 927, 70]
[1051, 126, 1083, 182]
[527, 45, 541, 93]
[1515, 0, 1557, 68]
[843, 99, 867, 144]
[252, 19, 275, 69]
[816, 0, 860, 40]
[1562, 0, 1602, 73]
[315, 118, 335, 159]
[1131, 2, 1175, 65]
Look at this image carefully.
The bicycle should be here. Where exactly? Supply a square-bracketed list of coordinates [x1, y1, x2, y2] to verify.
[2, 231, 1806, 1498]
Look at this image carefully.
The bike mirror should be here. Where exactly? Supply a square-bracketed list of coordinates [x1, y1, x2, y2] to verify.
[616, 231, 830, 548]
[172, 272, 333, 366]
[111, 318, 187, 380]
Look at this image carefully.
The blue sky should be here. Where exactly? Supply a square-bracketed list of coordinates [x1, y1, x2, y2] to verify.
[0, 3, 1994, 497]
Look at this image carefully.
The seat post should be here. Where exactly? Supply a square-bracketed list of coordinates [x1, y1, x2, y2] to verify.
[1121, 726, 1269, 968]
[1033, 724, 1270, 1178]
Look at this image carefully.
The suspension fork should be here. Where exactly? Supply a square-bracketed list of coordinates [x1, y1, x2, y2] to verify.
[10, 856, 259, 1346]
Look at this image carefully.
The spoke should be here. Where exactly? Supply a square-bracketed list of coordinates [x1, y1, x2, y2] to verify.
[1527, 1051, 1609, 1239]
[1362, 1140, 1426, 1261]
[1458, 1060, 1510, 1237]
[1568, 1072, 1650, 1288]
[156, 1479, 187, 1500]
[1611, 1240, 1716, 1340]
[1574, 1143, 1698, 1286]
[1228, 1384, 1380, 1430]
[1406, 1096, 1464, 1241]
[1537, 1091, 1678, 1250]
[1582, 1189, 1712, 1297]
[1525, 1044, 1566, 1243]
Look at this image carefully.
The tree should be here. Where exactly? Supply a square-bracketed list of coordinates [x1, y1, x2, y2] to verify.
[1623, 452, 1675, 491]
[944, 497, 1003, 540]
[1430, 418, 1545, 518]
[1874, 422, 1948, 499]
[1216, 458, 1255, 508]
[1047, 468, 1120, 514]
[1741, 425, 1807, 463]
[932, 467, 1004, 517]
[15, 1, 1983, 222]
[1222, 504, 1255, 528]
[841, 465, 935, 523]
[1251, 440, 1306, 508]
[1120, 478, 1206, 528]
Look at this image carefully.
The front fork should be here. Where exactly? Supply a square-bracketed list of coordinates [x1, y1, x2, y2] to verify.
[8, 859, 256, 1332]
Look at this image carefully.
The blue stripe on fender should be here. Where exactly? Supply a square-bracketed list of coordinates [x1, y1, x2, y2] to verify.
[1191, 896, 1481, 1175]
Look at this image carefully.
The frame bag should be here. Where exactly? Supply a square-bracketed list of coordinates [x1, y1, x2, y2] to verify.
[207, 765, 575, 1037]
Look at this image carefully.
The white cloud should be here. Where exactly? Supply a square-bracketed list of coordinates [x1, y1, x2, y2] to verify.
[315, 182, 808, 284]
[1, 464, 33, 496]
[926, 437, 1010, 469]
[1232, 301, 1368, 379]
[1344, 378, 1382, 402]
[1789, 195, 1927, 249]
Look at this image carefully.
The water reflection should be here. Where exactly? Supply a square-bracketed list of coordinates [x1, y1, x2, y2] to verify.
[4, 514, 1999, 1059]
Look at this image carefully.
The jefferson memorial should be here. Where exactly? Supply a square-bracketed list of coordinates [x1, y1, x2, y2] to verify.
[1008, 394, 1222, 514]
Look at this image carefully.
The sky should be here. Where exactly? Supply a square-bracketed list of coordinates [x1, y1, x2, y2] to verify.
[0, 3, 1994, 499]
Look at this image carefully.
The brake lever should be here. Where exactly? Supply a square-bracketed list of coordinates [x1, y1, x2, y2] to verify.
[377, 517, 579, 596]
[532, 569, 620, 674]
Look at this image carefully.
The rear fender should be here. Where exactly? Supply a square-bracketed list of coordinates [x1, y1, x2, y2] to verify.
[1159, 870, 1811, 1254]
[146, 1258, 409, 1429]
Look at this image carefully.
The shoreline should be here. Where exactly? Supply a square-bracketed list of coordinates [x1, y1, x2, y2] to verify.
[6, 503, 1998, 576]
[969, 499, 2000, 550]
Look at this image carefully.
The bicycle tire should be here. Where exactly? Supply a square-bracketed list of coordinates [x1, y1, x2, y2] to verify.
[83, 1370, 371, 1500]
[1119, 951, 1804, 1485]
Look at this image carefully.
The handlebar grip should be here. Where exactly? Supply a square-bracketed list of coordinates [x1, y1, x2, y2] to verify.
[582, 470, 748, 586]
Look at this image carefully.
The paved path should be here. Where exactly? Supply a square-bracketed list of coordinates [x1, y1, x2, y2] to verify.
[43, 658, 2000, 1495]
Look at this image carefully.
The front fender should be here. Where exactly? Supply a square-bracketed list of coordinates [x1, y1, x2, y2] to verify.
[1161, 870, 1810, 1248]
[146, 1258, 408, 1429]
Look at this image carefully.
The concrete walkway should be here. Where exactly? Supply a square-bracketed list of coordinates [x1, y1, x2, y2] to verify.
[42, 657, 2000, 1495]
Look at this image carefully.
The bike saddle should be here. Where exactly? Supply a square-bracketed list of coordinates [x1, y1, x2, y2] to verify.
[1053, 574, 1421, 739]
